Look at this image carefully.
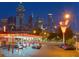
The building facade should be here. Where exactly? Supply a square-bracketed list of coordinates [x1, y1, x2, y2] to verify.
[16, 2, 25, 31]
[8, 16, 16, 31]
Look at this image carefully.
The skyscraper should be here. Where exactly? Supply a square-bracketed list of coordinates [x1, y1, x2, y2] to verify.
[1, 18, 7, 27]
[16, 2, 25, 31]
[1, 18, 8, 32]
[28, 15, 33, 30]
[8, 16, 16, 31]
[34, 17, 44, 29]
[48, 13, 55, 32]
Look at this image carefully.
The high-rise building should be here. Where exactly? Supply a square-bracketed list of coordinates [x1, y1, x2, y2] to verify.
[1, 18, 7, 26]
[1, 18, 8, 32]
[8, 16, 16, 31]
[34, 17, 44, 29]
[0, 21, 2, 31]
[16, 2, 25, 31]
[48, 13, 55, 32]
[28, 15, 33, 30]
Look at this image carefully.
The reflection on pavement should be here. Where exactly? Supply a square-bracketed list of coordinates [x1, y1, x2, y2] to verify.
[2, 47, 38, 57]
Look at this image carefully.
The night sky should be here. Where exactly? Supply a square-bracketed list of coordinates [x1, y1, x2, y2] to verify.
[0, 2, 79, 32]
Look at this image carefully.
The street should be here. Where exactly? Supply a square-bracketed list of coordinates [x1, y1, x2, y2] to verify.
[30, 42, 79, 57]
[1, 42, 79, 57]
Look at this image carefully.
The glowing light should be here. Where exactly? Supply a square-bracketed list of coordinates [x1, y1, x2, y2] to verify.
[3, 26, 6, 32]
[54, 26, 57, 29]
[48, 13, 52, 16]
[65, 20, 69, 25]
[33, 30, 36, 34]
[60, 21, 67, 33]
[59, 21, 63, 25]
[60, 26, 67, 33]
[65, 14, 70, 19]
[44, 32, 46, 35]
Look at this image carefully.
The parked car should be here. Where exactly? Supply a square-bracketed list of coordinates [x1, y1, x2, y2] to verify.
[18, 45, 23, 49]
[22, 43, 27, 48]
[59, 44, 64, 48]
[14, 43, 23, 49]
[14, 44, 18, 48]
[32, 43, 42, 49]
[62, 45, 76, 50]
[59, 44, 76, 50]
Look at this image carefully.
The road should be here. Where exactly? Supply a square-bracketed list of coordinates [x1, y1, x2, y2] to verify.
[1, 42, 79, 57]
[30, 42, 79, 57]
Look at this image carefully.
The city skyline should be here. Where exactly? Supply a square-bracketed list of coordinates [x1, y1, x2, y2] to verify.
[0, 2, 79, 57]
[0, 2, 79, 32]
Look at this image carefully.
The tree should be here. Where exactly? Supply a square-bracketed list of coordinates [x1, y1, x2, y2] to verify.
[57, 26, 73, 41]
[47, 32, 57, 40]
[66, 38, 75, 46]
[32, 28, 42, 35]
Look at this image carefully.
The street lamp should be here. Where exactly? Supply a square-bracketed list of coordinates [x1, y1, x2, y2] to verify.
[59, 13, 70, 44]
[59, 21, 67, 44]
[65, 14, 70, 19]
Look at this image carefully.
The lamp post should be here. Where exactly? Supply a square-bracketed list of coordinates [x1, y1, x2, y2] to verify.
[59, 14, 70, 44]
[59, 21, 67, 44]
[64, 14, 70, 19]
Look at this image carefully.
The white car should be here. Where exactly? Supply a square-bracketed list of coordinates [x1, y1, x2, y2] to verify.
[18, 44, 23, 49]
[22, 43, 27, 47]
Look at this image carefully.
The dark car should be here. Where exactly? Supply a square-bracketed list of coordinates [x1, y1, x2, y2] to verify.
[62, 45, 76, 50]
[59, 44, 76, 50]
[59, 44, 64, 48]
[14, 45, 18, 48]
[14, 43, 23, 49]
[32, 43, 42, 49]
